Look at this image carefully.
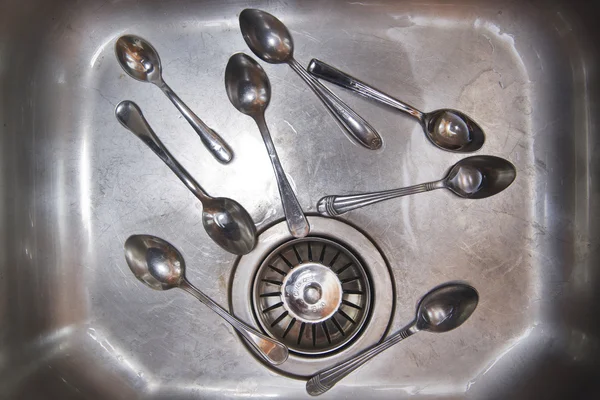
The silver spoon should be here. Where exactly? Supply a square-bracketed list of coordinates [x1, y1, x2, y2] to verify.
[225, 53, 309, 238]
[115, 101, 257, 255]
[317, 155, 516, 216]
[307, 59, 486, 152]
[239, 9, 382, 150]
[115, 34, 233, 164]
[124, 234, 288, 365]
[306, 283, 479, 396]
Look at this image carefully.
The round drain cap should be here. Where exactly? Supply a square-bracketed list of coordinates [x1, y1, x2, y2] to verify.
[230, 216, 395, 378]
[253, 237, 371, 355]
[282, 262, 342, 323]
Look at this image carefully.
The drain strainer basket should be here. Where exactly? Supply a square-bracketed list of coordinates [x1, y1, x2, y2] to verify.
[253, 237, 371, 355]
[230, 216, 394, 377]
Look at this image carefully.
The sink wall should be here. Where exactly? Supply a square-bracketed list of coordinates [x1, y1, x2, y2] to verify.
[0, 0, 598, 398]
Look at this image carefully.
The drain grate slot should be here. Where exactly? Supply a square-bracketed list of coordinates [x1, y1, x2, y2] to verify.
[292, 245, 302, 263]
[278, 253, 294, 268]
[336, 262, 353, 274]
[260, 291, 281, 297]
[271, 311, 288, 327]
[263, 302, 284, 313]
[342, 299, 362, 309]
[253, 237, 372, 356]
[298, 322, 306, 344]
[338, 309, 356, 324]
[262, 278, 283, 286]
[328, 250, 341, 267]
[282, 318, 296, 338]
[331, 316, 345, 336]
[322, 321, 332, 344]
[268, 265, 286, 276]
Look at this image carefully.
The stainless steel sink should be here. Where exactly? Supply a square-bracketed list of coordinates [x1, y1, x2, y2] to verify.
[1, 0, 598, 398]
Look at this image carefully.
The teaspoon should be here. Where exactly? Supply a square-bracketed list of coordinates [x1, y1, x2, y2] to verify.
[115, 101, 257, 255]
[239, 9, 382, 150]
[124, 234, 288, 365]
[225, 53, 309, 238]
[317, 155, 516, 216]
[306, 283, 479, 395]
[307, 59, 485, 152]
[115, 34, 234, 164]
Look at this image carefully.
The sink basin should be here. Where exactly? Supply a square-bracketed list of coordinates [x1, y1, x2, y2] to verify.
[1, 0, 598, 398]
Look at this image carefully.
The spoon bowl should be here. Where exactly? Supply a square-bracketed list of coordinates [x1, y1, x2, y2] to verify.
[202, 196, 258, 255]
[424, 109, 485, 153]
[225, 52, 271, 114]
[115, 35, 162, 83]
[124, 234, 288, 365]
[239, 9, 293, 63]
[444, 155, 517, 199]
[415, 283, 479, 332]
[124, 234, 184, 290]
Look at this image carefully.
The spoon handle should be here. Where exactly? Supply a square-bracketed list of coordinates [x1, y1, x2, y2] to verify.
[317, 180, 445, 216]
[307, 59, 424, 121]
[306, 325, 417, 396]
[158, 81, 234, 164]
[179, 280, 289, 365]
[254, 115, 310, 238]
[115, 101, 211, 202]
[288, 59, 383, 150]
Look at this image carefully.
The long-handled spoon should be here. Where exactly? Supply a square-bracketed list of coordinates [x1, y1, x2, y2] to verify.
[115, 34, 233, 164]
[115, 101, 257, 255]
[124, 234, 288, 365]
[225, 53, 309, 238]
[317, 155, 516, 216]
[239, 9, 382, 150]
[306, 283, 479, 395]
[307, 59, 485, 152]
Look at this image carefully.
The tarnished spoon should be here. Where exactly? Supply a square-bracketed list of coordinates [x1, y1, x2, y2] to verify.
[317, 155, 516, 216]
[306, 283, 479, 395]
[307, 59, 485, 152]
[124, 234, 288, 365]
[115, 34, 233, 163]
[115, 100, 256, 255]
[239, 9, 382, 150]
[225, 53, 309, 238]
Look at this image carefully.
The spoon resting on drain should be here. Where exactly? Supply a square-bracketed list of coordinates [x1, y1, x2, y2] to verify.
[306, 283, 479, 396]
[317, 155, 516, 216]
[225, 53, 309, 238]
[115, 100, 257, 255]
[307, 59, 485, 152]
[115, 34, 233, 163]
[124, 234, 288, 365]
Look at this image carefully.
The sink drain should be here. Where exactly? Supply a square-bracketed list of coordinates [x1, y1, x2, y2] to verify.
[253, 237, 371, 355]
[230, 216, 394, 378]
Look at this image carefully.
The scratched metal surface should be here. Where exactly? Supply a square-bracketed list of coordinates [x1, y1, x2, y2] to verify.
[1, 0, 598, 398]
